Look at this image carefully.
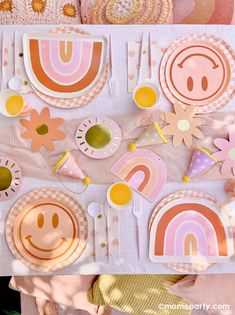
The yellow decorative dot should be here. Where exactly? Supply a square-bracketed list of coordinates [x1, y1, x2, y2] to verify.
[128, 143, 136, 151]
[100, 242, 106, 248]
[182, 176, 191, 183]
[63, 3, 77, 18]
[83, 177, 91, 185]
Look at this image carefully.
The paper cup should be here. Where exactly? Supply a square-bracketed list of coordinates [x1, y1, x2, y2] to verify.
[107, 182, 133, 210]
[0, 89, 24, 117]
[133, 82, 159, 110]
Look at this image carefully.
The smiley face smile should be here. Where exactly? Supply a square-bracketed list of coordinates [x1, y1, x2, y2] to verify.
[25, 235, 67, 252]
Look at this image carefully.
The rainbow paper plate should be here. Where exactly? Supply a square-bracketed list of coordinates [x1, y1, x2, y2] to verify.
[23, 33, 107, 99]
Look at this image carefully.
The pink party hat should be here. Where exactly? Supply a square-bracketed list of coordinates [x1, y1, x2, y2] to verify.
[183, 146, 217, 182]
[128, 121, 167, 151]
[53, 151, 91, 185]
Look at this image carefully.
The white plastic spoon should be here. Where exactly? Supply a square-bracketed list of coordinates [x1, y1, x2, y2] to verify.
[8, 75, 22, 91]
[8, 31, 23, 91]
[87, 202, 103, 261]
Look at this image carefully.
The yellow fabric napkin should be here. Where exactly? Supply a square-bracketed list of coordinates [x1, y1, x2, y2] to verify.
[87, 274, 190, 315]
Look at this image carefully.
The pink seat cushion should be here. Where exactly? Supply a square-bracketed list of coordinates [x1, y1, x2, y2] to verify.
[170, 274, 235, 314]
[173, 0, 235, 24]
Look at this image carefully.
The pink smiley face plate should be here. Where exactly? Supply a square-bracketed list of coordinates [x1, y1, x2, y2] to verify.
[160, 34, 235, 113]
[6, 189, 88, 272]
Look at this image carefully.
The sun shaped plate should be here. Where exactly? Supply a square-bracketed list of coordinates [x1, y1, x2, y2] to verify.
[0, 156, 22, 201]
[76, 116, 122, 159]
[6, 188, 88, 272]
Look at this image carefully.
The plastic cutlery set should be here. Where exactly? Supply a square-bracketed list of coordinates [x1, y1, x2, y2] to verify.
[87, 185, 144, 261]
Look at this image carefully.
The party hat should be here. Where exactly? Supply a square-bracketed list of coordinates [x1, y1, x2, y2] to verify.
[53, 151, 91, 185]
[183, 146, 217, 183]
[128, 121, 167, 151]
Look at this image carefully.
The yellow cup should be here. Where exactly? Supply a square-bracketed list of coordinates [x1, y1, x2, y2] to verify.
[133, 82, 159, 110]
[0, 89, 24, 117]
[107, 182, 133, 209]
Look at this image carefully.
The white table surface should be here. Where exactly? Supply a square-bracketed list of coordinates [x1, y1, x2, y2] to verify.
[1, 24, 235, 276]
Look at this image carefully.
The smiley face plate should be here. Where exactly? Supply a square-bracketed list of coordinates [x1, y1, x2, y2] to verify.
[6, 189, 88, 272]
[160, 34, 235, 113]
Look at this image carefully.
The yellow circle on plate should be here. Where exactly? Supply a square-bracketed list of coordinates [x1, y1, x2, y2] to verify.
[109, 183, 132, 206]
[0, 166, 12, 191]
[85, 125, 111, 149]
[134, 86, 157, 108]
[6, 95, 24, 116]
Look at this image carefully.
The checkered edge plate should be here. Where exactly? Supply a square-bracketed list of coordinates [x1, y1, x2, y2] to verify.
[148, 190, 221, 273]
[31, 26, 108, 109]
[159, 33, 235, 113]
[6, 188, 88, 272]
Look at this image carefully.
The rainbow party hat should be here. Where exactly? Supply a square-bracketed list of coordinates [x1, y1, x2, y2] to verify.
[128, 121, 167, 151]
[53, 151, 91, 185]
[183, 146, 217, 183]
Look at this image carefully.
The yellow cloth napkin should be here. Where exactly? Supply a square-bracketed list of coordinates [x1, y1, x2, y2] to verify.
[87, 274, 190, 315]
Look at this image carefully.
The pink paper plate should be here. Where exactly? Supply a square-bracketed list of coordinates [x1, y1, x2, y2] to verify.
[76, 116, 122, 159]
[31, 27, 108, 109]
[160, 34, 235, 113]
[149, 190, 233, 272]
[6, 188, 88, 272]
[0, 156, 22, 201]
[111, 149, 167, 202]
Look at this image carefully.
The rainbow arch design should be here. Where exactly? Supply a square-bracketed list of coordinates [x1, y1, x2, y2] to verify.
[149, 196, 234, 263]
[23, 34, 107, 98]
[111, 149, 167, 202]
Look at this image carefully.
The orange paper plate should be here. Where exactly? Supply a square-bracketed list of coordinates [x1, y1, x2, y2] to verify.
[6, 188, 88, 272]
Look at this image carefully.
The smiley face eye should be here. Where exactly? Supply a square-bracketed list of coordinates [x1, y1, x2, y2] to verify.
[52, 213, 59, 229]
[187, 76, 193, 92]
[202, 76, 208, 91]
[37, 213, 44, 228]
